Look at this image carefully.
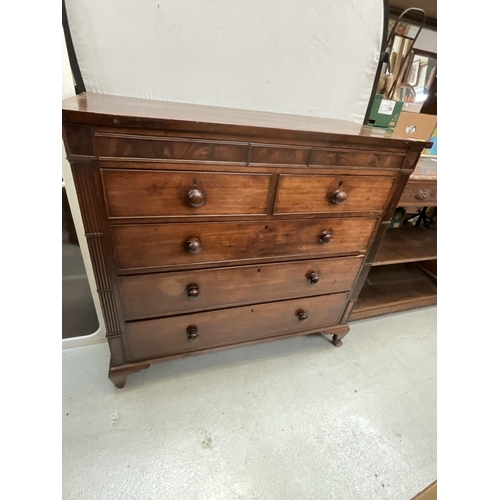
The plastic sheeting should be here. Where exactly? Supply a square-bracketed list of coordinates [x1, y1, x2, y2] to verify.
[65, 0, 383, 124]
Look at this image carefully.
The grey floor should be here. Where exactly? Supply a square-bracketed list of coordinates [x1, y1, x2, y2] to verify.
[62, 307, 436, 500]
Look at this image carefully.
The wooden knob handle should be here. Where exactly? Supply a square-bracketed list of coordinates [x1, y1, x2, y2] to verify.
[414, 190, 429, 200]
[331, 190, 347, 205]
[319, 230, 333, 245]
[297, 310, 308, 323]
[188, 189, 205, 207]
[186, 325, 199, 342]
[186, 238, 202, 254]
[186, 285, 200, 300]
[307, 272, 320, 285]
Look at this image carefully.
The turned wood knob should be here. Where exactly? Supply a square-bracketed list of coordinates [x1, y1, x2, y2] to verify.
[186, 325, 199, 342]
[414, 190, 429, 200]
[297, 310, 308, 323]
[188, 189, 205, 207]
[331, 189, 347, 205]
[186, 285, 200, 300]
[307, 272, 320, 285]
[186, 238, 202, 254]
[318, 230, 334, 245]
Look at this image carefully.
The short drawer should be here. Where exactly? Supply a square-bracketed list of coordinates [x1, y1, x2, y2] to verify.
[124, 293, 349, 361]
[119, 256, 363, 320]
[309, 149, 404, 169]
[102, 169, 272, 218]
[112, 217, 377, 272]
[274, 174, 395, 215]
[400, 181, 437, 206]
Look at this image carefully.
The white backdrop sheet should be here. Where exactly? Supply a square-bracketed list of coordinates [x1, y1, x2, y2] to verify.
[66, 0, 383, 124]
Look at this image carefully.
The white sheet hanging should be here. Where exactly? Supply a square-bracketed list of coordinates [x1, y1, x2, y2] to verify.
[65, 0, 383, 124]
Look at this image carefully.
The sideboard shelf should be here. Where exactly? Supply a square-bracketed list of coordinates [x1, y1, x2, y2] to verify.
[373, 226, 437, 267]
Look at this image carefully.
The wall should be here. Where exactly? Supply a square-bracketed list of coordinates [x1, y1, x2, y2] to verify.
[62, 29, 106, 348]
[409, 26, 437, 54]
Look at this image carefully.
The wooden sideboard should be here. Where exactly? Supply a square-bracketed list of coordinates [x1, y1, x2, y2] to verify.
[351, 156, 437, 320]
[62, 93, 430, 387]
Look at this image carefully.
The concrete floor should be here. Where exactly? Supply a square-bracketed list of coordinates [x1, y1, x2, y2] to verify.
[62, 307, 436, 500]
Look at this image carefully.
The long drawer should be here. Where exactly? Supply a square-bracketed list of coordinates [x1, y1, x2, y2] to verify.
[102, 169, 272, 218]
[112, 217, 378, 272]
[274, 174, 394, 215]
[119, 256, 363, 319]
[124, 293, 349, 361]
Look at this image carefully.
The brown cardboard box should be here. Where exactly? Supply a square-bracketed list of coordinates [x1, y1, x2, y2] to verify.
[410, 480, 437, 500]
[393, 111, 437, 142]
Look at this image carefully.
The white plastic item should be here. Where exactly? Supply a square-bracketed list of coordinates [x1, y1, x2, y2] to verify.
[65, 0, 383, 124]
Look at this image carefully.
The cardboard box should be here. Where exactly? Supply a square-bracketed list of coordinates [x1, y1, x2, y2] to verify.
[410, 480, 437, 500]
[368, 94, 404, 129]
[393, 111, 437, 142]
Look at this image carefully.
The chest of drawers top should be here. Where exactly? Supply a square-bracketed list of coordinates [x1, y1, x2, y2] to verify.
[63, 92, 430, 159]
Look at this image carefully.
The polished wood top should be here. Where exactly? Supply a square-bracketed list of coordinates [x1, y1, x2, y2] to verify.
[62, 92, 432, 150]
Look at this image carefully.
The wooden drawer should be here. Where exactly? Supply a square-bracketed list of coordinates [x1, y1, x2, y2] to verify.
[124, 293, 349, 360]
[119, 256, 363, 320]
[249, 144, 309, 166]
[274, 174, 395, 215]
[400, 180, 437, 206]
[112, 217, 377, 272]
[309, 149, 404, 169]
[102, 169, 272, 218]
[94, 133, 248, 162]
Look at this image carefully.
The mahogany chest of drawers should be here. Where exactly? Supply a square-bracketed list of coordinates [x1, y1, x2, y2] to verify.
[62, 93, 429, 387]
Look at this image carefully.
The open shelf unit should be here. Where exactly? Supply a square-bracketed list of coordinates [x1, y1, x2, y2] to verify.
[350, 262, 437, 321]
[352, 222, 437, 321]
[350, 153, 437, 321]
[352, 222, 437, 320]
[372, 226, 437, 266]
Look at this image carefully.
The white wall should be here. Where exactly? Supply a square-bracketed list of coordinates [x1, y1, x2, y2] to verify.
[62, 31, 76, 100]
[65, 0, 384, 124]
[409, 26, 437, 54]
[62, 29, 106, 348]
